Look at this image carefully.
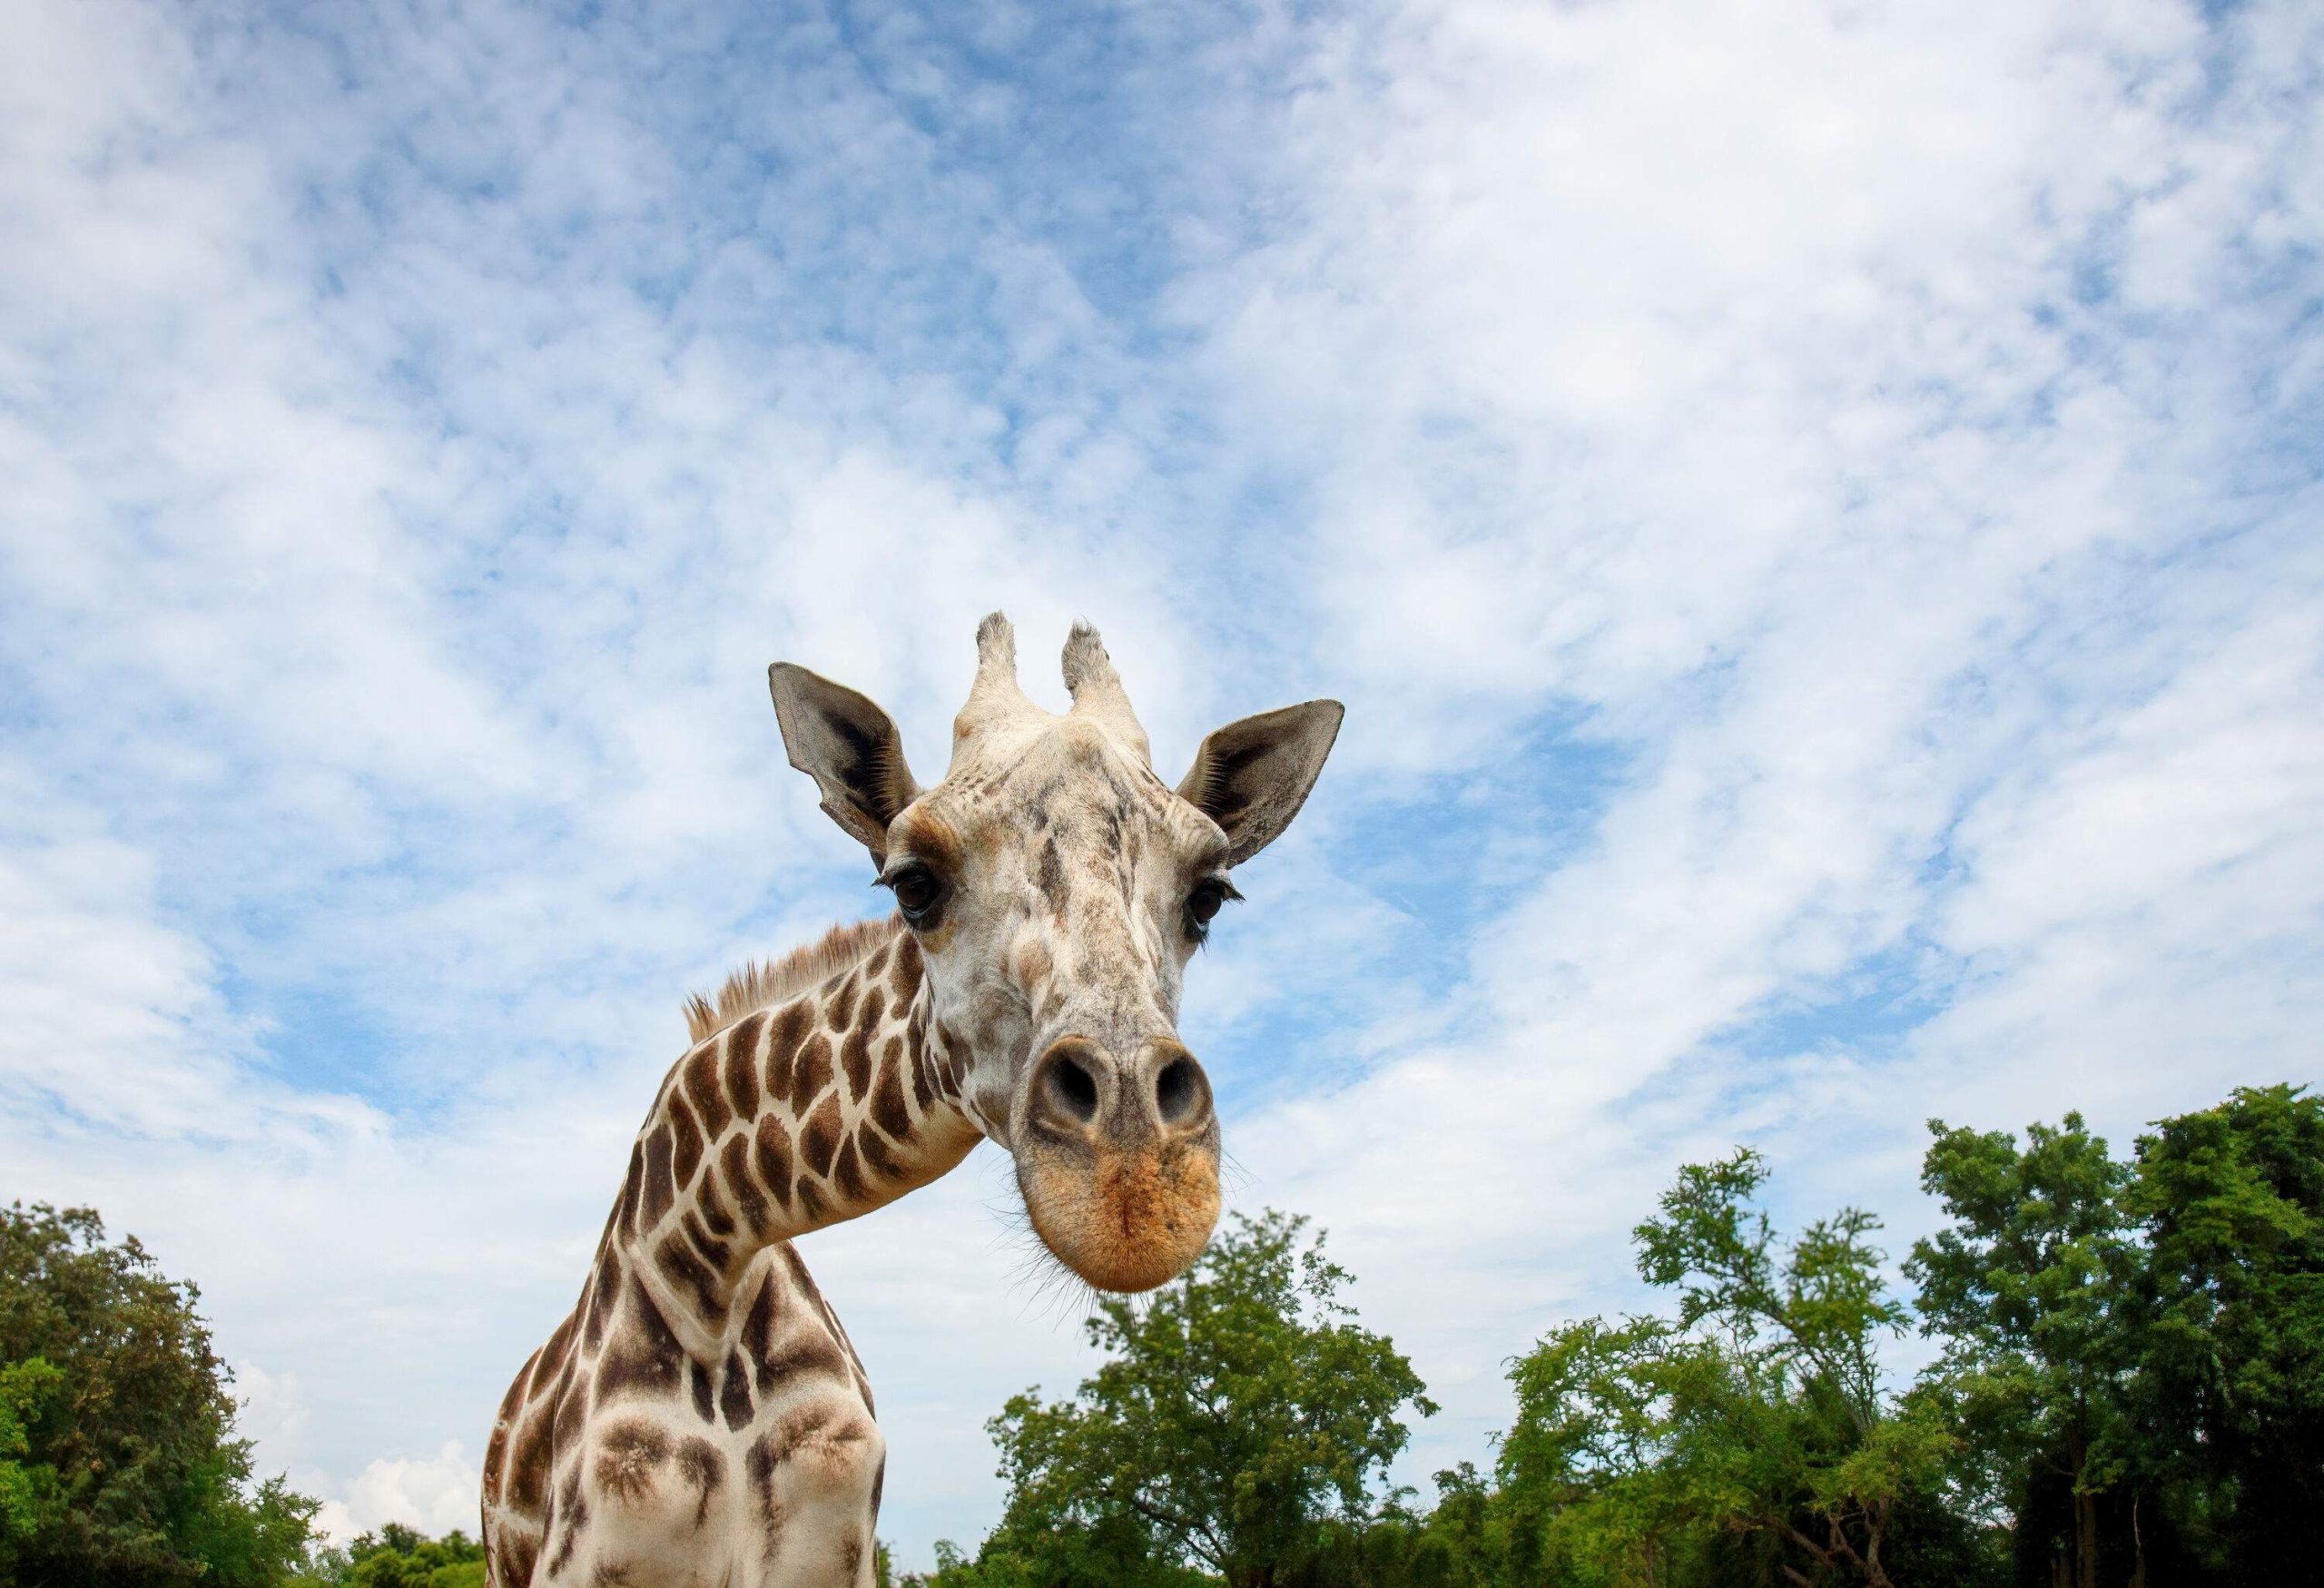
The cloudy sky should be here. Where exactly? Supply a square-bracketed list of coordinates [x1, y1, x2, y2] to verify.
[4, 0, 2319, 1566]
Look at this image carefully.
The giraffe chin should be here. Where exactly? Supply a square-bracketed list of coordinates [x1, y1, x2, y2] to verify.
[1018, 1143, 1223, 1294]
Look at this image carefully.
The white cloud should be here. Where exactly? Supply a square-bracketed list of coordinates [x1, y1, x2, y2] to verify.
[320, 1444, 486, 1545]
[1176, 0, 2324, 1491]
[2, 0, 2319, 1570]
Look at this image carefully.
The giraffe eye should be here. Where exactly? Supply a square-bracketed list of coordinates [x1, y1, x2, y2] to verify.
[1185, 876, 1238, 941]
[883, 864, 944, 924]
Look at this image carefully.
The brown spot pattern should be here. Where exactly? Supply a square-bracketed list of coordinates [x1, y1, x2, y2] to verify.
[719, 1348, 755, 1431]
[696, 1164, 735, 1238]
[655, 1229, 724, 1325]
[824, 975, 856, 1031]
[682, 1208, 732, 1274]
[596, 1417, 672, 1504]
[745, 1439, 787, 1536]
[584, 1246, 620, 1351]
[683, 1041, 729, 1138]
[669, 1091, 704, 1192]
[832, 1137, 868, 1204]
[791, 1032, 832, 1109]
[753, 1114, 794, 1208]
[595, 1275, 684, 1403]
[722, 1133, 767, 1237]
[724, 1011, 764, 1119]
[840, 1018, 874, 1101]
[546, 1472, 588, 1576]
[763, 1002, 810, 1099]
[858, 1127, 906, 1185]
[761, 1399, 846, 1470]
[802, 1093, 843, 1179]
[532, 1314, 575, 1399]
[509, 1393, 556, 1510]
[676, 1435, 725, 1523]
[742, 1272, 780, 1387]
[497, 1530, 538, 1588]
[553, 1363, 588, 1446]
[639, 1126, 675, 1229]
[618, 1141, 645, 1237]
[872, 1049, 911, 1139]
[756, 1329, 849, 1393]
[484, 1347, 537, 1504]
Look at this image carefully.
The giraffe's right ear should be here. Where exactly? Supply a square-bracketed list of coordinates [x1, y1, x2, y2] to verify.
[1177, 699, 1344, 867]
[768, 663, 922, 858]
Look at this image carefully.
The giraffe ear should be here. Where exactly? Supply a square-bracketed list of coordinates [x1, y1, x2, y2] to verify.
[1176, 700, 1344, 867]
[768, 663, 922, 857]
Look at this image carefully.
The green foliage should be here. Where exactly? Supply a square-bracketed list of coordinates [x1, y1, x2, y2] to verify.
[1491, 1149, 1969, 1588]
[2125, 1083, 2324, 1582]
[1907, 1112, 2138, 1588]
[21, 1086, 2319, 1588]
[950, 1210, 1433, 1588]
[1903, 1090, 2324, 1587]
[929, 1166, 1999, 1588]
[285, 1524, 485, 1588]
[0, 1201, 321, 1587]
[337, 1524, 485, 1588]
[0, 1356, 64, 1547]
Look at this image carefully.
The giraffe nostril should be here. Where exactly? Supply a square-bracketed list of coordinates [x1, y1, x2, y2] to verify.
[1043, 1050, 1100, 1126]
[1154, 1054, 1208, 1129]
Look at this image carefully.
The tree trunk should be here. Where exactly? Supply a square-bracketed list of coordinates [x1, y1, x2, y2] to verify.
[2131, 1491, 2147, 1588]
[2074, 1487, 2099, 1588]
[1864, 1507, 1895, 1588]
[2064, 1419, 2099, 1588]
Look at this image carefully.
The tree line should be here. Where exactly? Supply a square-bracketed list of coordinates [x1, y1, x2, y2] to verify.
[913, 1085, 2323, 1588]
[5, 1082, 2316, 1585]
[0, 1202, 497, 1588]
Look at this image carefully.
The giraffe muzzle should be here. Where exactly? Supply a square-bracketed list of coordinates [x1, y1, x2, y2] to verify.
[1015, 1035, 1222, 1292]
[1026, 1036, 1214, 1145]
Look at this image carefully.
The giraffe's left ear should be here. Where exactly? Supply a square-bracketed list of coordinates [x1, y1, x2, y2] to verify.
[1177, 700, 1345, 867]
[769, 663, 922, 857]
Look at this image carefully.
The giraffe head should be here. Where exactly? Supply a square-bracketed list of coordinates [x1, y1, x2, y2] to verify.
[767, 614, 1341, 1292]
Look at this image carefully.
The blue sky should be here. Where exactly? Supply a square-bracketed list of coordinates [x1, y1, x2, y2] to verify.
[4, 0, 2321, 1566]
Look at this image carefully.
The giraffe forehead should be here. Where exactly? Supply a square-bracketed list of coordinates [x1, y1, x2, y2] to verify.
[914, 721, 1200, 865]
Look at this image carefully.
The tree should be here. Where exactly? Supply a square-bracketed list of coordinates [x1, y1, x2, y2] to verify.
[965, 1210, 1434, 1588]
[1906, 1114, 2138, 1588]
[320, 1524, 487, 1588]
[1497, 1149, 1972, 1588]
[0, 1356, 64, 1549]
[0, 1201, 320, 1586]
[2126, 1083, 2324, 1583]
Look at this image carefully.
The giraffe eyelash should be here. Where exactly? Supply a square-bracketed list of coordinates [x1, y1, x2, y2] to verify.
[1185, 875, 1240, 942]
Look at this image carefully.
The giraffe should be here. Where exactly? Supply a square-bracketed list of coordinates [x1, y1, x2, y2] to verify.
[480, 613, 1344, 1587]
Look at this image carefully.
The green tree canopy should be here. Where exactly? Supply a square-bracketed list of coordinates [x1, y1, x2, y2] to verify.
[1906, 1112, 2142, 1588]
[959, 1209, 1435, 1588]
[0, 1201, 319, 1587]
[2126, 1083, 2324, 1582]
[1494, 1149, 1968, 1588]
[321, 1524, 486, 1588]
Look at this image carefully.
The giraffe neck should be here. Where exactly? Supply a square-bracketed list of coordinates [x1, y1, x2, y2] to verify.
[611, 925, 979, 1356]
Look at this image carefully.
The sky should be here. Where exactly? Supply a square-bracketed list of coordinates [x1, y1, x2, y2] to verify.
[2, 0, 2319, 1568]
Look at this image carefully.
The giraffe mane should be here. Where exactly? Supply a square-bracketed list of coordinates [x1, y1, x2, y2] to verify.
[683, 915, 900, 1042]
